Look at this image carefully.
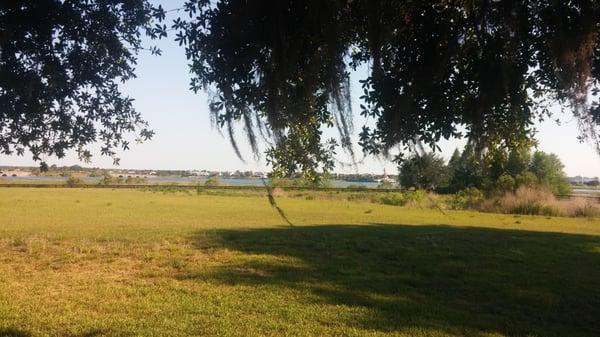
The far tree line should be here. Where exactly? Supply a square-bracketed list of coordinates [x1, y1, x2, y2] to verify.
[399, 145, 572, 196]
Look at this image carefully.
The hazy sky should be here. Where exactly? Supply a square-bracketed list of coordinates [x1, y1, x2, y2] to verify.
[1, 3, 600, 177]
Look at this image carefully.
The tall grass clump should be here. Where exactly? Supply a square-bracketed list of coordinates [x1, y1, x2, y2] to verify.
[483, 187, 599, 217]
[491, 187, 560, 216]
[563, 198, 600, 218]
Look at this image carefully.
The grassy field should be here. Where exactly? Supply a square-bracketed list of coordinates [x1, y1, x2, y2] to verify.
[1, 188, 599, 337]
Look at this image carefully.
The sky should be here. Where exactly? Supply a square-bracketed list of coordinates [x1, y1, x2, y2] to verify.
[1, 4, 600, 177]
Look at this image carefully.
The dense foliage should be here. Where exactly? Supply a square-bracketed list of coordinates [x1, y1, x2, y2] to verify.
[0, 0, 166, 165]
[3, 1, 600, 178]
[453, 147, 571, 195]
[399, 145, 570, 196]
[175, 0, 600, 179]
[399, 153, 449, 190]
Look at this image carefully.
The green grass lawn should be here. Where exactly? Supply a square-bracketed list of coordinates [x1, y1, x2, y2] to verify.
[1, 188, 599, 337]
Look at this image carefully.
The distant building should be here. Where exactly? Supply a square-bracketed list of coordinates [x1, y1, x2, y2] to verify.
[569, 176, 599, 184]
[188, 170, 202, 176]
[375, 169, 396, 184]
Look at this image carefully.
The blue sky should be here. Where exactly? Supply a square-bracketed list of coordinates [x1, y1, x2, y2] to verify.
[1, 3, 599, 177]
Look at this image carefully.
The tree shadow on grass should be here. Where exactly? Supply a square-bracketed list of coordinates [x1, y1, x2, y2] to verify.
[0, 328, 108, 337]
[0, 328, 30, 337]
[188, 224, 600, 337]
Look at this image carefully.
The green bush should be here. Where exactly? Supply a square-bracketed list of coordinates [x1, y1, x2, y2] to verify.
[204, 176, 221, 187]
[271, 177, 329, 188]
[407, 190, 427, 204]
[515, 171, 538, 188]
[66, 176, 84, 187]
[379, 192, 406, 206]
[447, 187, 484, 210]
[125, 176, 147, 184]
[98, 172, 113, 185]
[377, 190, 430, 207]
[496, 174, 515, 193]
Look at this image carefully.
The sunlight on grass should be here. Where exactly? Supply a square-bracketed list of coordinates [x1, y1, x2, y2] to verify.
[0, 188, 599, 337]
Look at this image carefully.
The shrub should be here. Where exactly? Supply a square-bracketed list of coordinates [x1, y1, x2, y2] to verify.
[377, 190, 429, 207]
[563, 198, 600, 218]
[125, 176, 147, 184]
[496, 174, 515, 193]
[204, 176, 220, 187]
[515, 171, 538, 189]
[403, 189, 428, 207]
[379, 192, 406, 206]
[457, 187, 600, 218]
[66, 175, 84, 187]
[494, 187, 560, 216]
[98, 172, 113, 185]
[271, 177, 327, 188]
[571, 203, 599, 218]
[88, 170, 104, 177]
[447, 187, 484, 210]
[509, 202, 560, 216]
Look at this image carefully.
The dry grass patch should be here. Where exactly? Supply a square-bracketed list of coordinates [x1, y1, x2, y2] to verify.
[483, 187, 600, 217]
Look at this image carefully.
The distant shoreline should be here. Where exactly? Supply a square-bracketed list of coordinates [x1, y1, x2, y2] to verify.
[0, 175, 383, 188]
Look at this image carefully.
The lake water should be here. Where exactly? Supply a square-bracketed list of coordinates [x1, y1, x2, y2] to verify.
[5, 176, 596, 194]
[572, 188, 600, 195]
[2, 176, 381, 188]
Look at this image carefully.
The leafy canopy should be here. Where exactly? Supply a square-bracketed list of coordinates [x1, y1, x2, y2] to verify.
[175, 0, 600, 179]
[0, 0, 166, 165]
[2, 1, 600, 177]
[447, 145, 571, 196]
[399, 153, 449, 191]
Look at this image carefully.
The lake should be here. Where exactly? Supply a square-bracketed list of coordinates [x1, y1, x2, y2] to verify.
[2, 175, 382, 188]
